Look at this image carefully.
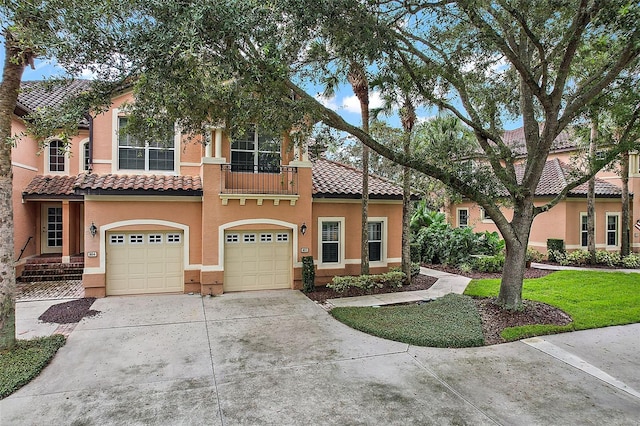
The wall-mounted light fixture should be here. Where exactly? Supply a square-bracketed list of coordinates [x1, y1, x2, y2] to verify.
[89, 222, 97, 238]
[300, 222, 307, 235]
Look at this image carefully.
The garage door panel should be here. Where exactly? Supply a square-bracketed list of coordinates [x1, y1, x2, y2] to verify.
[107, 231, 184, 296]
[224, 230, 291, 292]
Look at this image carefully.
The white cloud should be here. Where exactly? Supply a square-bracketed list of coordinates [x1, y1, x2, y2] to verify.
[315, 93, 339, 110]
[342, 90, 385, 113]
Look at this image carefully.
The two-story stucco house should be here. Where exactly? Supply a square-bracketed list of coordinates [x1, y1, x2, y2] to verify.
[12, 80, 405, 297]
[449, 127, 638, 253]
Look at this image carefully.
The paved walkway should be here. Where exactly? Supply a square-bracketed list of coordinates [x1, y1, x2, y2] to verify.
[326, 267, 471, 308]
[532, 262, 640, 273]
[17, 279, 84, 302]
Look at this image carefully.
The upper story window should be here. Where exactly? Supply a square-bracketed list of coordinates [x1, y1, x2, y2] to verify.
[82, 140, 91, 171]
[231, 126, 281, 173]
[118, 117, 175, 171]
[479, 207, 494, 223]
[48, 139, 65, 173]
[457, 208, 469, 228]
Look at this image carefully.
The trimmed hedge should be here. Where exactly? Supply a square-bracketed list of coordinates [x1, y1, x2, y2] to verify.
[328, 271, 406, 293]
[301, 256, 315, 293]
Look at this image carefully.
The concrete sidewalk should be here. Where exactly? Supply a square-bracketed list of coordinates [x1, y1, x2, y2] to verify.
[326, 266, 471, 308]
[4, 291, 640, 425]
[532, 262, 640, 273]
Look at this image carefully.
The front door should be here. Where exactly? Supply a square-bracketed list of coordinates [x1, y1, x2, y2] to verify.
[41, 203, 63, 254]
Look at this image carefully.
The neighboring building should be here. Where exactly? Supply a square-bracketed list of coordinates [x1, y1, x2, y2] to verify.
[449, 127, 638, 253]
[12, 81, 404, 297]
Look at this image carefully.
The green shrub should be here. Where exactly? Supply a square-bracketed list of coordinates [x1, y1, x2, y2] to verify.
[328, 271, 406, 293]
[415, 224, 503, 266]
[410, 262, 421, 278]
[526, 247, 544, 263]
[621, 253, 640, 268]
[549, 249, 568, 265]
[474, 231, 505, 256]
[1, 335, 66, 398]
[472, 254, 505, 272]
[547, 239, 565, 262]
[301, 256, 315, 293]
[595, 250, 621, 267]
[410, 243, 422, 263]
[565, 249, 590, 265]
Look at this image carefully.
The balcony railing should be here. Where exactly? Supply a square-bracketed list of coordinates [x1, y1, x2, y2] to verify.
[221, 164, 298, 195]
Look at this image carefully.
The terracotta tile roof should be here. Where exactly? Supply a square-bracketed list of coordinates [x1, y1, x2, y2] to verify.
[501, 125, 577, 155]
[311, 159, 404, 199]
[18, 80, 93, 113]
[512, 158, 623, 197]
[23, 175, 80, 197]
[23, 174, 202, 198]
[77, 174, 202, 192]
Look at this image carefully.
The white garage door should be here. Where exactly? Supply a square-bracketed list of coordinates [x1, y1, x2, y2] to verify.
[106, 231, 184, 295]
[224, 230, 292, 292]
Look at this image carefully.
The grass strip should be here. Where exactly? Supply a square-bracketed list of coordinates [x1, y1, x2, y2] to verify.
[464, 270, 640, 341]
[331, 293, 484, 348]
[0, 335, 66, 399]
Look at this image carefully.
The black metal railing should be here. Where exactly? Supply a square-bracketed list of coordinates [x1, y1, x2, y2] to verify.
[16, 236, 33, 262]
[221, 164, 298, 195]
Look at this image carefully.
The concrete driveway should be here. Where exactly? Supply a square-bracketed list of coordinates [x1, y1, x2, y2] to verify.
[3, 290, 640, 425]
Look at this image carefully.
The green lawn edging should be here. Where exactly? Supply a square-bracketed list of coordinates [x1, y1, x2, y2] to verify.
[0, 335, 66, 399]
[331, 293, 484, 348]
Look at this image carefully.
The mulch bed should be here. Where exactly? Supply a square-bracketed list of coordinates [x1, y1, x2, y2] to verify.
[304, 274, 437, 304]
[38, 298, 100, 324]
[422, 264, 555, 280]
[474, 297, 572, 345]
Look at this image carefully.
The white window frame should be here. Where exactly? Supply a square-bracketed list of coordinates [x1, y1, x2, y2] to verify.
[109, 234, 125, 245]
[318, 217, 345, 269]
[167, 233, 182, 244]
[226, 233, 239, 243]
[243, 233, 256, 243]
[260, 233, 273, 243]
[456, 208, 469, 228]
[479, 207, 494, 223]
[45, 138, 69, 174]
[605, 212, 620, 248]
[368, 217, 388, 265]
[80, 138, 91, 171]
[580, 212, 589, 247]
[112, 108, 180, 174]
[230, 125, 281, 173]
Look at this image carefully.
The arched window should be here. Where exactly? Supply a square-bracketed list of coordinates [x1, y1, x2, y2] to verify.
[48, 140, 65, 172]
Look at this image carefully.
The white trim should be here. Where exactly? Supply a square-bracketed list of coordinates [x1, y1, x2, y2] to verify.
[79, 138, 90, 171]
[605, 212, 621, 248]
[318, 217, 345, 269]
[479, 207, 494, 223]
[579, 212, 588, 248]
[86, 219, 191, 275]
[179, 162, 202, 167]
[456, 207, 469, 228]
[44, 138, 70, 175]
[203, 157, 227, 164]
[218, 218, 298, 271]
[92, 159, 111, 164]
[11, 161, 38, 172]
[566, 244, 608, 250]
[112, 110, 181, 174]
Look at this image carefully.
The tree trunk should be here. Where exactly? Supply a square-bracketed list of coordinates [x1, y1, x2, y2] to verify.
[0, 33, 28, 350]
[496, 205, 534, 310]
[587, 116, 598, 263]
[621, 151, 630, 256]
[348, 63, 370, 275]
[400, 97, 415, 283]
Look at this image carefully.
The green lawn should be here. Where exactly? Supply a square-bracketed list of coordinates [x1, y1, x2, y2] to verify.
[331, 293, 484, 348]
[330, 270, 640, 347]
[464, 270, 640, 341]
[0, 335, 66, 399]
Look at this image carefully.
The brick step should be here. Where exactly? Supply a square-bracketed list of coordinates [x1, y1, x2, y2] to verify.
[23, 262, 84, 271]
[17, 274, 83, 283]
[20, 269, 84, 277]
[25, 255, 84, 264]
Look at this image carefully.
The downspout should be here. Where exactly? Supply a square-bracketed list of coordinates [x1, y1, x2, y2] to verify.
[85, 114, 94, 172]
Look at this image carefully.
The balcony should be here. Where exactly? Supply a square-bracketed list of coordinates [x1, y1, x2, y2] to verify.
[220, 164, 299, 205]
